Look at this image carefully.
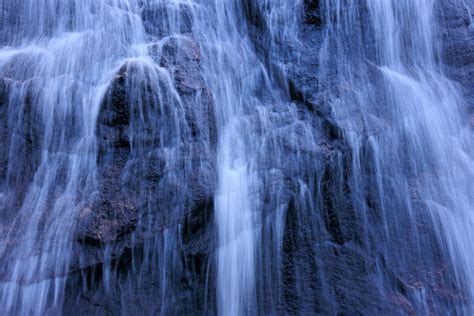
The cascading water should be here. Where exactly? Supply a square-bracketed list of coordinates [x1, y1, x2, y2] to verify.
[0, 0, 472, 314]
[192, 2, 312, 314]
[320, 0, 474, 312]
[192, 3, 260, 315]
[0, 1, 150, 314]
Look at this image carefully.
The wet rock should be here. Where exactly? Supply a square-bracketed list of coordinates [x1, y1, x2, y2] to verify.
[0, 80, 8, 183]
[149, 36, 206, 94]
[76, 200, 138, 245]
[68, 24, 221, 306]
[76, 38, 217, 250]
[76, 67, 135, 245]
[64, 1, 473, 314]
[438, 0, 474, 112]
[152, 36, 217, 145]
[304, 0, 321, 27]
[96, 68, 130, 151]
[141, 3, 193, 39]
[0, 79, 42, 211]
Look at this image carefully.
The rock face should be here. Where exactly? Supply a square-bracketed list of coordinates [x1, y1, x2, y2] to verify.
[67, 12, 219, 312]
[0, 78, 43, 218]
[237, 3, 466, 314]
[141, 2, 193, 39]
[65, 0, 473, 314]
[75, 31, 217, 247]
[0, 0, 472, 315]
[437, 1, 474, 121]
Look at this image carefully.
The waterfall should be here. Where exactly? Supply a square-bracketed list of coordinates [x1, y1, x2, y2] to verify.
[191, 2, 307, 314]
[0, 0, 472, 314]
[320, 0, 474, 312]
[0, 1, 149, 314]
[193, 3, 260, 315]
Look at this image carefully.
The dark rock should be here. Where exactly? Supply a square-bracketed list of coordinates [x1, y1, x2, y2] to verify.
[75, 34, 217, 258]
[438, 0, 474, 113]
[304, 0, 321, 27]
[148, 37, 201, 93]
[58, 0, 474, 314]
[141, 3, 193, 39]
[0, 79, 42, 214]
[76, 200, 138, 245]
[0, 79, 8, 184]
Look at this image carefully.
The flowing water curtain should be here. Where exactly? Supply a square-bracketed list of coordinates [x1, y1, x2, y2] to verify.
[320, 0, 474, 312]
[0, 0, 472, 314]
[193, 2, 262, 315]
[3, 0, 273, 314]
[191, 1, 321, 314]
[0, 0, 149, 313]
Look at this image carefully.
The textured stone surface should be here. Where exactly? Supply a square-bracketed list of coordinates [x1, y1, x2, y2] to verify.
[35, 0, 473, 314]
[438, 0, 474, 116]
